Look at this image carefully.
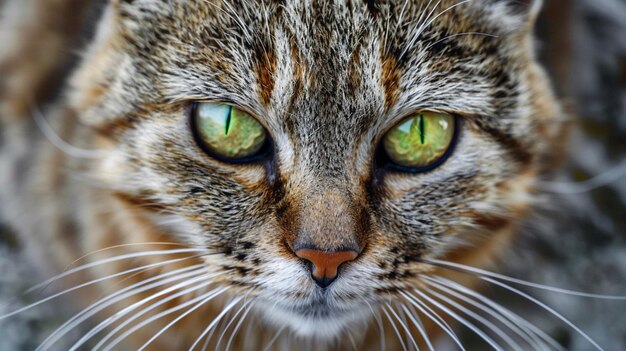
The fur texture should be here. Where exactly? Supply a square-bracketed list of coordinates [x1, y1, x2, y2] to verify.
[0, 0, 566, 349]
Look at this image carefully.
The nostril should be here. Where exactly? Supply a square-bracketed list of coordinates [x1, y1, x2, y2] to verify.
[295, 249, 358, 288]
[312, 275, 336, 289]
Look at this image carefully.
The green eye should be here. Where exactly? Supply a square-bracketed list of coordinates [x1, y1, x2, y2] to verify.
[382, 112, 457, 170]
[192, 102, 268, 161]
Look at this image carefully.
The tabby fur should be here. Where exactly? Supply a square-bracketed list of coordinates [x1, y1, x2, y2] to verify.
[0, 0, 565, 349]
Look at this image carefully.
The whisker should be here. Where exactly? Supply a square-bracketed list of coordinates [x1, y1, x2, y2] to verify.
[382, 304, 409, 351]
[400, 303, 435, 351]
[347, 330, 359, 351]
[214, 298, 252, 351]
[422, 287, 524, 351]
[81, 271, 229, 351]
[391, 303, 420, 351]
[423, 275, 563, 351]
[422, 258, 626, 299]
[31, 104, 107, 159]
[261, 325, 286, 351]
[393, 304, 413, 351]
[402, 0, 442, 58]
[403, 0, 476, 59]
[392, 0, 412, 40]
[479, 276, 604, 351]
[101, 286, 231, 351]
[224, 301, 253, 351]
[400, 291, 466, 351]
[17, 248, 211, 301]
[412, 289, 503, 350]
[537, 159, 626, 194]
[198, 296, 248, 351]
[241, 310, 258, 351]
[68, 242, 194, 268]
[200, 0, 253, 44]
[188, 295, 244, 351]
[138, 292, 240, 351]
[416, 0, 475, 40]
[369, 304, 386, 351]
[207, 300, 235, 351]
[0, 253, 208, 320]
[37, 264, 206, 350]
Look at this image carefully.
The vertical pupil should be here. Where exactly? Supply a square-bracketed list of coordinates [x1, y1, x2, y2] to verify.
[225, 106, 233, 135]
[418, 115, 425, 144]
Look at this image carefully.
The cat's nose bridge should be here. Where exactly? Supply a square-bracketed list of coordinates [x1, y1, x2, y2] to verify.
[290, 188, 368, 253]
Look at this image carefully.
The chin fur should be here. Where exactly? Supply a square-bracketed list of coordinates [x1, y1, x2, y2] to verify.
[255, 300, 371, 340]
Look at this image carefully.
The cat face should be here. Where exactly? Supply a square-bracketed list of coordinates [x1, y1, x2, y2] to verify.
[70, 0, 562, 340]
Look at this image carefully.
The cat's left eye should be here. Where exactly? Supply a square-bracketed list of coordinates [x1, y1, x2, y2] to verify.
[191, 102, 268, 162]
[380, 111, 458, 172]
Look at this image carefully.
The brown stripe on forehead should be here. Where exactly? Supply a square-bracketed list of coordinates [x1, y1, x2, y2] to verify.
[254, 45, 277, 107]
[288, 39, 306, 108]
[381, 52, 401, 111]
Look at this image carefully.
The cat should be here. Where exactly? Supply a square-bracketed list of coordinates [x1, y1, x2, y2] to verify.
[0, 0, 569, 350]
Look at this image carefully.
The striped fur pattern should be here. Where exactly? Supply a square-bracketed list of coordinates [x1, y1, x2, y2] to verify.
[0, 0, 566, 349]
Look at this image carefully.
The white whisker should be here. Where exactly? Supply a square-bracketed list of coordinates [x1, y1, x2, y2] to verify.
[538, 159, 626, 194]
[347, 330, 359, 351]
[101, 286, 231, 351]
[382, 304, 409, 351]
[370, 305, 386, 351]
[1, 253, 207, 320]
[422, 258, 626, 300]
[390, 303, 420, 351]
[37, 264, 206, 350]
[423, 287, 524, 351]
[402, 0, 442, 58]
[139, 291, 240, 350]
[412, 289, 503, 350]
[400, 291, 466, 351]
[403, 0, 476, 59]
[400, 303, 434, 351]
[423, 275, 563, 351]
[82, 272, 229, 351]
[199, 296, 245, 351]
[261, 326, 286, 351]
[31, 104, 107, 159]
[214, 298, 251, 351]
[17, 248, 210, 300]
[188, 295, 243, 351]
[224, 301, 253, 351]
[479, 276, 604, 351]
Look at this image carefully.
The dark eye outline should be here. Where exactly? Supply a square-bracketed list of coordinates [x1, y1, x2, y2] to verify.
[189, 101, 273, 165]
[375, 114, 460, 174]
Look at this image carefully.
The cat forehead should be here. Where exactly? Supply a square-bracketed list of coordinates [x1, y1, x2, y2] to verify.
[116, 1, 531, 106]
[95, 0, 538, 153]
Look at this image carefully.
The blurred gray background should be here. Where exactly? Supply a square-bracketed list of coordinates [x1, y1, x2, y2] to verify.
[489, 0, 626, 349]
[1, 0, 626, 350]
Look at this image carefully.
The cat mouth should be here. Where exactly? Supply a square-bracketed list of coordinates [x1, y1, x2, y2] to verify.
[255, 295, 370, 339]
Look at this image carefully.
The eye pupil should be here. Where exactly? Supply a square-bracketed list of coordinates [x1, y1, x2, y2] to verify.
[192, 102, 268, 162]
[381, 112, 457, 171]
[224, 106, 233, 135]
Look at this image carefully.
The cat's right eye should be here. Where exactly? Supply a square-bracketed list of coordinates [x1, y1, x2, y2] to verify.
[191, 102, 269, 163]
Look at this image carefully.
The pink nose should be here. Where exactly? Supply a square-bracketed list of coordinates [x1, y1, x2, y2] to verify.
[295, 249, 358, 288]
